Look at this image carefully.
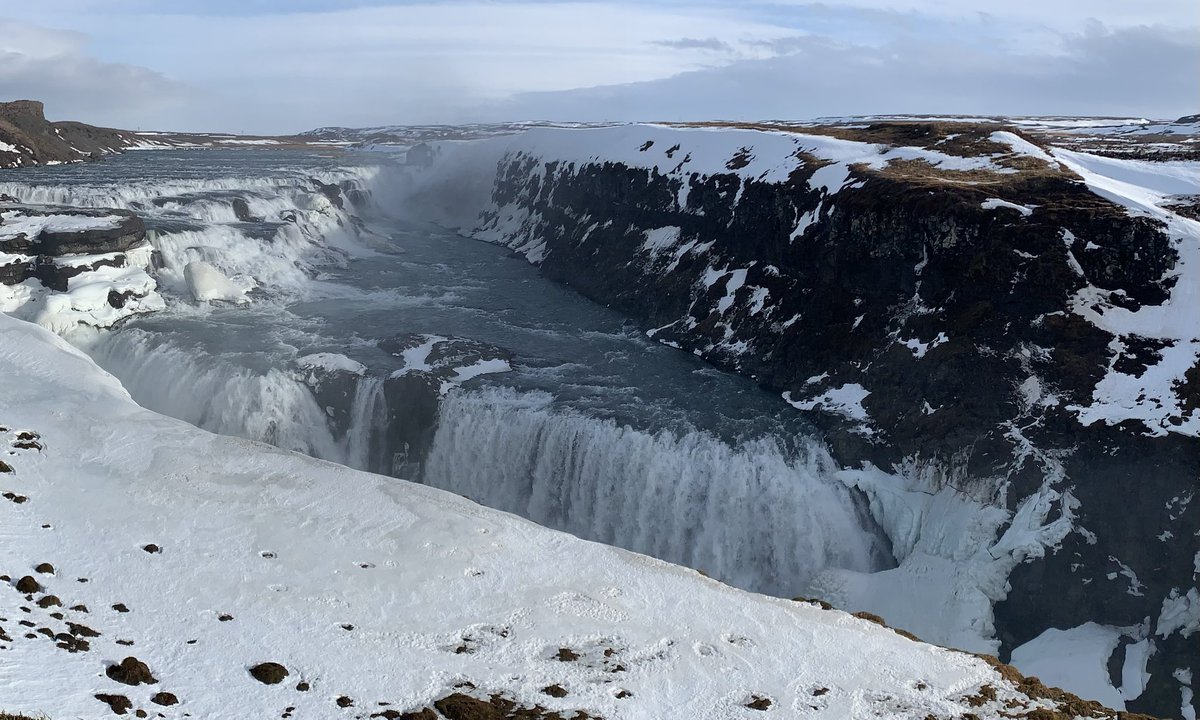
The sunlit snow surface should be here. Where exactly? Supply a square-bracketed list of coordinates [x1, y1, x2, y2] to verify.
[1050, 149, 1200, 436]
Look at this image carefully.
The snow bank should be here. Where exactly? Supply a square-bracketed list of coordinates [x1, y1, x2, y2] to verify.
[1011, 624, 1126, 710]
[183, 260, 250, 304]
[294, 352, 367, 376]
[1051, 148, 1200, 437]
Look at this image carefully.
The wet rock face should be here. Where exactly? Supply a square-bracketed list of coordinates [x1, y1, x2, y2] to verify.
[381, 335, 513, 475]
[29, 211, 145, 256]
[471, 144, 1197, 717]
[293, 335, 511, 478]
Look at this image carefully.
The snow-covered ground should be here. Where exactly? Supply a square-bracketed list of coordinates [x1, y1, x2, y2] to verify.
[0, 312, 1079, 720]
[1051, 149, 1200, 437]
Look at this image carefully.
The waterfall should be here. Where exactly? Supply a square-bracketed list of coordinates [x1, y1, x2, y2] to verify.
[85, 328, 394, 474]
[87, 327, 891, 598]
[0, 168, 379, 211]
[345, 375, 388, 472]
[85, 329, 342, 463]
[421, 386, 892, 597]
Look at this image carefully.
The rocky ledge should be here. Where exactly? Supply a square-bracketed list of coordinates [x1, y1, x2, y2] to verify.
[0, 201, 163, 332]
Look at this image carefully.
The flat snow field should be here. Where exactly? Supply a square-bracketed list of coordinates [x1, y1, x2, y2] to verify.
[0, 312, 1065, 719]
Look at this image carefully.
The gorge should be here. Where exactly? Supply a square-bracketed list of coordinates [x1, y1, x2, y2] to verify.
[0, 113, 1196, 719]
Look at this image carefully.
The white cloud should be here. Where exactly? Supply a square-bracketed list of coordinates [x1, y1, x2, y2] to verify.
[489, 24, 1200, 122]
[762, 0, 1197, 31]
[0, 20, 190, 128]
[9, 3, 800, 130]
[2, 2, 1197, 131]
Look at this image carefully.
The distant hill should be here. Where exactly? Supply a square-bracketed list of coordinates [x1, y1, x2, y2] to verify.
[0, 100, 138, 169]
[298, 121, 610, 146]
[0, 100, 344, 169]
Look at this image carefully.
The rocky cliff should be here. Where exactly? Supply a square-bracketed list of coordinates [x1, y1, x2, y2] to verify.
[0, 100, 140, 169]
[411, 121, 1199, 718]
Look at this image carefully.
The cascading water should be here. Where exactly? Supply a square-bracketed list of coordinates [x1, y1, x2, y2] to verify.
[345, 374, 389, 471]
[422, 386, 890, 596]
[83, 326, 395, 473]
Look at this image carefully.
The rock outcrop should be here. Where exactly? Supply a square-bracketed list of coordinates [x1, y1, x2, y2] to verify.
[293, 336, 512, 477]
[0, 100, 135, 169]
[417, 121, 1199, 718]
[0, 202, 163, 331]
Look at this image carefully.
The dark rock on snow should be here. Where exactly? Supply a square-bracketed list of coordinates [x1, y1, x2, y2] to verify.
[248, 661, 290, 685]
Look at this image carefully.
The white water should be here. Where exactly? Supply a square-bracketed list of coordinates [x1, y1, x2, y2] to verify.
[85, 328, 388, 472]
[151, 225, 321, 296]
[423, 386, 886, 596]
[0, 168, 378, 210]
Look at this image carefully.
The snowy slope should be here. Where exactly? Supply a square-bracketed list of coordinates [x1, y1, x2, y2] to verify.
[0, 312, 1107, 720]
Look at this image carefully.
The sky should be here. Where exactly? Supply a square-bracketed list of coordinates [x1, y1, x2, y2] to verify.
[0, 0, 1197, 133]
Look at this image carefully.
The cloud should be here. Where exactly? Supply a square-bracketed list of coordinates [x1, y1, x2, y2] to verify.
[9, 3, 798, 131]
[484, 23, 1200, 122]
[651, 37, 734, 52]
[0, 20, 190, 128]
[3, 3, 1198, 131]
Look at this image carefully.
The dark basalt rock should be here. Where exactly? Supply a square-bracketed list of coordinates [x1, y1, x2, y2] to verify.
[94, 693, 133, 715]
[313, 179, 345, 209]
[248, 661, 289, 685]
[294, 335, 511, 477]
[106, 656, 157, 686]
[35, 254, 126, 292]
[1, 203, 145, 256]
[231, 197, 258, 222]
[432, 692, 601, 720]
[14, 576, 40, 593]
[1, 202, 157, 317]
[36, 212, 145, 255]
[463, 131, 1198, 717]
